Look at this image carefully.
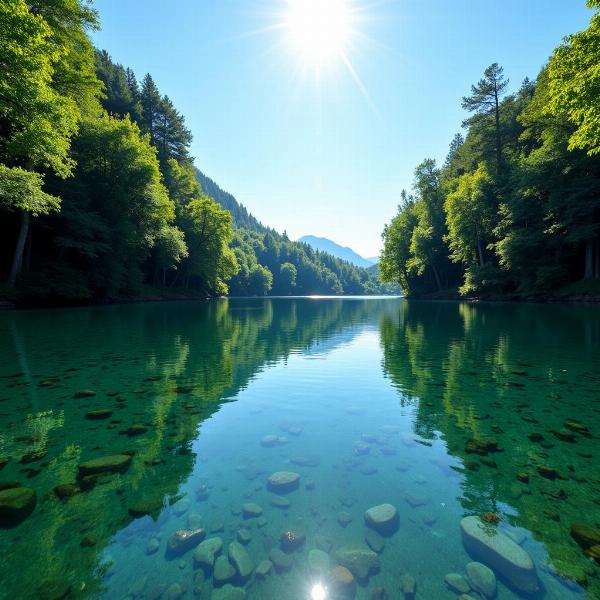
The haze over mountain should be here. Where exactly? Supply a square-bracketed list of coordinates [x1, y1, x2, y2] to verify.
[298, 235, 375, 268]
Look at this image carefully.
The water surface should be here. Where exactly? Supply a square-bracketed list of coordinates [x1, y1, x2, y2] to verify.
[0, 298, 598, 599]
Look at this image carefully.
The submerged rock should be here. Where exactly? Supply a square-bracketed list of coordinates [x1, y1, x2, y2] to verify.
[146, 537, 160, 555]
[53, 483, 79, 501]
[269, 547, 293, 572]
[193, 537, 223, 569]
[77, 453, 132, 477]
[280, 527, 306, 553]
[365, 529, 385, 553]
[242, 502, 263, 518]
[211, 585, 246, 600]
[228, 541, 254, 579]
[329, 565, 356, 596]
[444, 573, 471, 594]
[270, 495, 290, 509]
[465, 562, 496, 599]
[337, 511, 352, 527]
[84, 409, 112, 420]
[213, 556, 236, 584]
[0, 486, 36, 527]
[400, 573, 416, 599]
[255, 559, 273, 578]
[73, 389, 96, 398]
[267, 471, 300, 493]
[166, 528, 205, 559]
[364, 503, 399, 536]
[334, 544, 380, 580]
[570, 523, 600, 549]
[460, 516, 539, 594]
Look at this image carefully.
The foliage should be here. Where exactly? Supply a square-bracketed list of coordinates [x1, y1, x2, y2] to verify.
[382, 3, 600, 297]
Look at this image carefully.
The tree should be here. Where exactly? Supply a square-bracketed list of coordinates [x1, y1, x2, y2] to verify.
[180, 195, 238, 294]
[71, 114, 179, 294]
[407, 159, 449, 291]
[380, 191, 419, 294]
[547, 1, 600, 156]
[140, 74, 162, 144]
[248, 265, 273, 296]
[0, 0, 98, 287]
[462, 63, 509, 174]
[279, 262, 297, 292]
[445, 164, 497, 292]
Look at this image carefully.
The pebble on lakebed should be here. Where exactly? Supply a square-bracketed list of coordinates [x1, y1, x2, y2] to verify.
[460, 515, 539, 594]
[267, 471, 300, 493]
[0, 485, 36, 527]
[364, 503, 399, 536]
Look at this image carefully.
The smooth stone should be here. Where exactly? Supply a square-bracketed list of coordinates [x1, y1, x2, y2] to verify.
[255, 559, 273, 578]
[400, 573, 416, 599]
[211, 585, 246, 600]
[0, 486, 36, 527]
[571, 523, 600, 549]
[260, 435, 282, 447]
[242, 502, 263, 518]
[267, 471, 300, 493]
[213, 556, 236, 584]
[146, 537, 160, 555]
[280, 527, 306, 553]
[166, 528, 206, 559]
[77, 454, 132, 477]
[164, 583, 185, 600]
[461, 516, 539, 594]
[228, 541, 254, 579]
[371, 587, 388, 600]
[256, 516, 267, 528]
[53, 483, 79, 501]
[365, 529, 385, 553]
[466, 562, 496, 599]
[337, 511, 353, 527]
[193, 537, 223, 569]
[329, 565, 356, 596]
[404, 493, 429, 508]
[270, 495, 291, 509]
[269, 547, 293, 572]
[445, 573, 471, 594]
[364, 503, 399, 536]
[237, 528, 251, 544]
[334, 544, 380, 580]
[128, 498, 163, 519]
[85, 409, 112, 420]
[308, 549, 330, 575]
[73, 389, 96, 398]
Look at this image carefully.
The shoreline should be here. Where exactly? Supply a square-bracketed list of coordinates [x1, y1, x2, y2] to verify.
[2, 290, 600, 310]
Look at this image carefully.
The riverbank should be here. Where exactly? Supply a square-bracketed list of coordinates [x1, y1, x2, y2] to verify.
[407, 281, 600, 304]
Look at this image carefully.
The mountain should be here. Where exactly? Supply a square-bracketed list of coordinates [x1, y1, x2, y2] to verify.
[298, 235, 374, 268]
[195, 169, 267, 232]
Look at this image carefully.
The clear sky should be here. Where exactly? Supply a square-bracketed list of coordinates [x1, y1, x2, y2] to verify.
[91, 0, 592, 258]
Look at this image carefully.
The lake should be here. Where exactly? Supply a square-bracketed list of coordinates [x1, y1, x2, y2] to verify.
[0, 298, 598, 600]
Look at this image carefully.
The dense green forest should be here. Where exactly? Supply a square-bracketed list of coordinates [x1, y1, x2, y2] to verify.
[381, 0, 600, 299]
[0, 0, 388, 304]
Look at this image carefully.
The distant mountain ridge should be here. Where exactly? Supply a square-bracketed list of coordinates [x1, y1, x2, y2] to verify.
[298, 235, 374, 268]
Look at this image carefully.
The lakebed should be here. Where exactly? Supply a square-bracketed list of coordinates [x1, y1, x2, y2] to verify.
[0, 298, 598, 599]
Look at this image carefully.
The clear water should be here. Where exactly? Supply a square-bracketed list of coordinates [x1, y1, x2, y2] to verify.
[0, 298, 598, 600]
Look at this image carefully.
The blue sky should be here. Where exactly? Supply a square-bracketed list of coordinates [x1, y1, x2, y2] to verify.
[91, 0, 592, 258]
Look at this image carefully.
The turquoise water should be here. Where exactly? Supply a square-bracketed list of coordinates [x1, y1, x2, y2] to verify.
[0, 298, 598, 599]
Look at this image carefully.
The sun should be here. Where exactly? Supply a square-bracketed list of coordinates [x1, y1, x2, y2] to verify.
[284, 0, 354, 70]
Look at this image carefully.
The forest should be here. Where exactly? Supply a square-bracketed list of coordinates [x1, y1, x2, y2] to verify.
[0, 0, 388, 304]
[380, 0, 600, 299]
